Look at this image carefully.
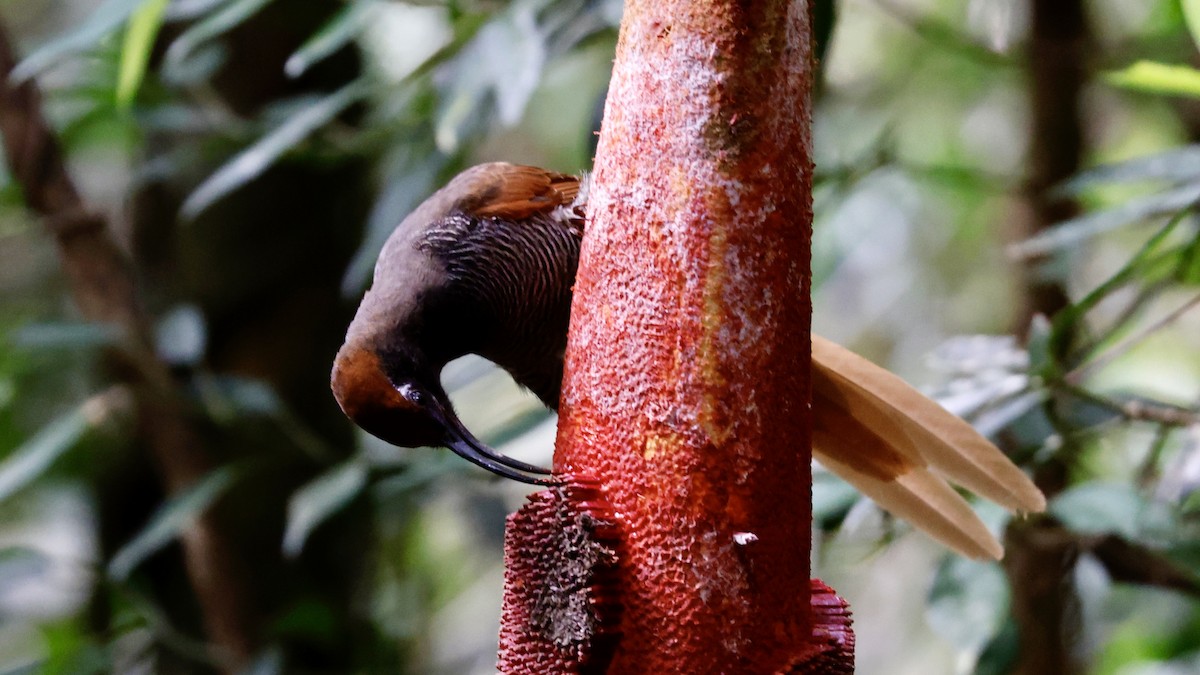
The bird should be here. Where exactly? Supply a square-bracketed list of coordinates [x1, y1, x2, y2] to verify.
[331, 162, 1046, 559]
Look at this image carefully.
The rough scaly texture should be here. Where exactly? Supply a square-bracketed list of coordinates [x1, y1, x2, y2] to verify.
[554, 1, 820, 670]
[498, 476, 621, 674]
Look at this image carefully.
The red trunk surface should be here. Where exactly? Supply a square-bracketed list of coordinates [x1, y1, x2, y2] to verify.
[553, 0, 820, 671]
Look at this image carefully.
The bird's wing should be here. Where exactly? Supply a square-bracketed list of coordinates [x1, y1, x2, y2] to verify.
[811, 334, 1045, 559]
[468, 164, 581, 220]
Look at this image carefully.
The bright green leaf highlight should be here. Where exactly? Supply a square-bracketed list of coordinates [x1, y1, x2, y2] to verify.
[1105, 61, 1200, 99]
[116, 0, 171, 109]
[1185, 0, 1200, 53]
[108, 465, 242, 580]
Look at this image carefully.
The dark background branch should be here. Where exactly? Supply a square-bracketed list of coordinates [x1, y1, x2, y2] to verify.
[1004, 1, 1092, 674]
[0, 23, 258, 672]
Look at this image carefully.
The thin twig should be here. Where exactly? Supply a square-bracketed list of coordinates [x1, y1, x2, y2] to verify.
[1057, 381, 1200, 427]
[1069, 291, 1200, 385]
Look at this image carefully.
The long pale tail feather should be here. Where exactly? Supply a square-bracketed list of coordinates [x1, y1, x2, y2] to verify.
[815, 448, 1004, 560]
[812, 335, 1046, 514]
[810, 335, 1046, 559]
[812, 390, 1004, 559]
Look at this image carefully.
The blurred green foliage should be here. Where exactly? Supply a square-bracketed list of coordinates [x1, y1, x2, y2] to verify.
[0, 0, 1198, 673]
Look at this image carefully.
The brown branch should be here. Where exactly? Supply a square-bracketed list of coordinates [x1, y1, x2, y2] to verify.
[1002, 520, 1083, 675]
[0, 25, 257, 671]
[1055, 382, 1200, 428]
[1069, 291, 1200, 386]
[1088, 533, 1200, 598]
[1003, 2, 1093, 674]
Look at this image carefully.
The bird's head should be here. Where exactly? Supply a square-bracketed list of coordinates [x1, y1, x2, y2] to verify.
[331, 342, 554, 484]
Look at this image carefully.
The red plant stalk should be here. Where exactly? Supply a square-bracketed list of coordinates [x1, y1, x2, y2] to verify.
[550, 0, 839, 671]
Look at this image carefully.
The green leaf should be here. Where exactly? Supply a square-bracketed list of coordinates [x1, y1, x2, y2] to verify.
[1180, 232, 1200, 284]
[972, 618, 1020, 675]
[181, 79, 370, 218]
[1105, 61, 1200, 99]
[341, 152, 445, 295]
[1049, 481, 1174, 540]
[164, 0, 276, 76]
[37, 621, 108, 675]
[1049, 208, 1191, 354]
[1185, 0, 1200, 53]
[812, 469, 861, 529]
[284, 0, 378, 79]
[1009, 183, 1200, 259]
[1025, 314, 1054, 377]
[116, 0, 170, 109]
[0, 406, 91, 503]
[971, 389, 1046, 439]
[11, 0, 145, 82]
[11, 322, 121, 350]
[1182, 488, 1200, 514]
[926, 556, 1009, 656]
[282, 460, 368, 558]
[435, 1, 546, 152]
[108, 465, 242, 580]
[1056, 146, 1200, 196]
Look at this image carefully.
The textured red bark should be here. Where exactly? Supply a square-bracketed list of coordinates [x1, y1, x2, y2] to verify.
[552, 0, 823, 671]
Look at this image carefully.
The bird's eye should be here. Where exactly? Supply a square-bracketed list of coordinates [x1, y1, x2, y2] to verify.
[399, 385, 427, 406]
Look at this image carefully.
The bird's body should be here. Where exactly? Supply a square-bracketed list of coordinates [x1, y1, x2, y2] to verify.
[333, 162, 1045, 559]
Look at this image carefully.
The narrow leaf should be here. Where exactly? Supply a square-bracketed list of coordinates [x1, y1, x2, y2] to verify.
[11, 0, 144, 82]
[970, 389, 1047, 439]
[164, 0, 275, 74]
[11, 322, 121, 349]
[164, 0, 228, 22]
[1184, 0, 1200, 53]
[181, 79, 369, 218]
[1104, 61, 1200, 99]
[340, 157, 442, 294]
[434, 2, 545, 152]
[0, 406, 90, 503]
[284, 0, 377, 79]
[108, 465, 242, 580]
[1065, 209, 1189, 322]
[1025, 313, 1053, 376]
[1009, 183, 1200, 259]
[116, 0, 171, 109]
[1056, 146, 1200, 196]
[282, 460, 368, 557]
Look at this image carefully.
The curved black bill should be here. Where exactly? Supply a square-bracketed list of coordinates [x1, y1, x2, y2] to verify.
[427, 397, 557, 486]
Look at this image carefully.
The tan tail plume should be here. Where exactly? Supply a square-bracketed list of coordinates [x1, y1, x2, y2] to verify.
[811, 335, 1046, 559]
